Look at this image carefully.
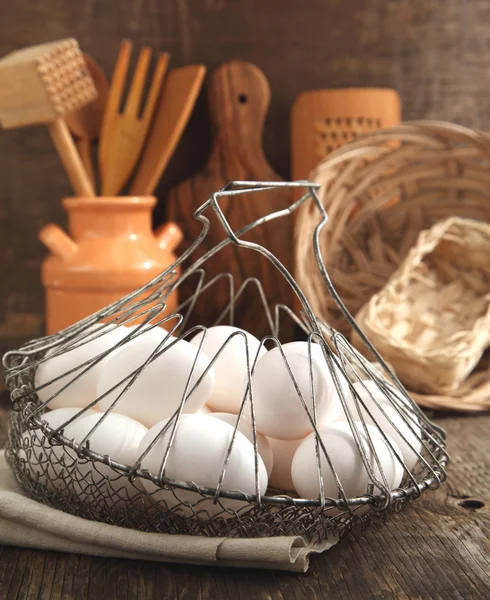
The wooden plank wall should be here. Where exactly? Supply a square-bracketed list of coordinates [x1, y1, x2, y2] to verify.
[1, 0, 490, 355]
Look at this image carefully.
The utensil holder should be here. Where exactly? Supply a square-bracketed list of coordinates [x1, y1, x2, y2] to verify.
[39, 196, 183, 334]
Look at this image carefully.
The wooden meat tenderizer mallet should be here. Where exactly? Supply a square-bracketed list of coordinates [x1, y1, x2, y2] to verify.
[0, 39, 97, 196]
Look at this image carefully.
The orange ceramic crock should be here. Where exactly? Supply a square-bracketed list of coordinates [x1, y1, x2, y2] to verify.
[39, 196, 183, 334]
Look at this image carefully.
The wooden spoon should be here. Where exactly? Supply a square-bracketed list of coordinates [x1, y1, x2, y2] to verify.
[130, 64, 206, 195]
[65, 54, 109, 189]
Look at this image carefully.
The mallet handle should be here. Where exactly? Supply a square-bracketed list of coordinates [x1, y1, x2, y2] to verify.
[48, 119, 95, 196]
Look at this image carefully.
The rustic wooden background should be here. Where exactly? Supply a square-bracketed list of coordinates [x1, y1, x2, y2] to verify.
[1, 0, 490, 355]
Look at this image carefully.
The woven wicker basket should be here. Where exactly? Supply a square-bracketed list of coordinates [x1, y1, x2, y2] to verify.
[295, 121, 490, 411]
[351, 217, 490, 395]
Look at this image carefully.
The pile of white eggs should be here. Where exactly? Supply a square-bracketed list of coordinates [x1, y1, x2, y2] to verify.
[31, 324, 423, 509]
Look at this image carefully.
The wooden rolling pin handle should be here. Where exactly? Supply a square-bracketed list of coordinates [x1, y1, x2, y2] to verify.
[39, 223, 78, 261]
[154, 222, 184, 252]
[48, 119, 95, 196]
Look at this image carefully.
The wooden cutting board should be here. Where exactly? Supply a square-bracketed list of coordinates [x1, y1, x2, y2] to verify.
[166, 61, 293, 338]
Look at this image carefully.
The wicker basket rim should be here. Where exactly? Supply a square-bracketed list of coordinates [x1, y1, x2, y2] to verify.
[295, 120, 490, 410]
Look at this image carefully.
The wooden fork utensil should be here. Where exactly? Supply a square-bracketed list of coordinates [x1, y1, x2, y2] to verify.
[99, 40, 169, 196]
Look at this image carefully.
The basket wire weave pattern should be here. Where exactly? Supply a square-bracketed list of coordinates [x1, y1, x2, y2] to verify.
[295, 121, 490, 411]
[4, 181, 447, 543]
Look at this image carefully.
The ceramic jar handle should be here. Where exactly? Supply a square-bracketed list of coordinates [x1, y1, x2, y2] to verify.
[154, 221, 183, 252]
[39, 224, 78, 260]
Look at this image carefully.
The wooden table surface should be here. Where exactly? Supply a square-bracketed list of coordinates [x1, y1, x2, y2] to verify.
[0, 391, 489, 600]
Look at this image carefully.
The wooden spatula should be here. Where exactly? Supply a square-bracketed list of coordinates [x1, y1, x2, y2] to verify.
[130, 64, 206, 195]
[99, 40, 169, 196]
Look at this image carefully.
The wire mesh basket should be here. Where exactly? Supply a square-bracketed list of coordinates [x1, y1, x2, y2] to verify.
[3, 181, 448, 545]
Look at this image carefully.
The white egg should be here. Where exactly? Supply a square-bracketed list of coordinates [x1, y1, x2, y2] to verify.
[20, 407, 99, 494]
[291, 421, 404, 500]
[71, 411, 148, 501]
[249, 342, 347, 440]
[335, 380, 422, 470]
[210, 412, 274, 477]
[197, 404, 213, 414]
[123, 323, 173, 344]
[34, 325, 130, 410]
[43, 406, 97, 430]
[138, 414, 268, 518]
[96, 335, 215, 427]
[21, 408, 148, 501]
[189, 326, 266, 414]
[368, 426, 405, 491]
[267, 437, 302, 492]
[64, 411, 148, 466]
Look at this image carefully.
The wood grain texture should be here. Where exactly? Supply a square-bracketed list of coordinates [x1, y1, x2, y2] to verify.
[167, 61, 293, 337]
[47, 119, 95, 197]
[67, 54, 110, 190]
[291, 88, 401, 182]
[2, 0, 490, 352]
[0, 389, 489, 599]
[130, 64, 206, 195]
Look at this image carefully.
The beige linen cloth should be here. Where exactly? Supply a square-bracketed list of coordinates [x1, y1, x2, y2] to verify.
[0, 451, 338, 572]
